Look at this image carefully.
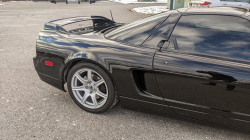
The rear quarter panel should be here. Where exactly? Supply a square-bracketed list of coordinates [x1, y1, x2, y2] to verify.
[36, 30, 165, 104]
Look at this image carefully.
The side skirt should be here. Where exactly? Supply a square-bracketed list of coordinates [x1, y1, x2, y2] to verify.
[119, 96, 250, 131]
[119, 96, 177, 118]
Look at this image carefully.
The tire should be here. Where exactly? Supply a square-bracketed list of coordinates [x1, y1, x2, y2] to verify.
[78, 0, 80, 4]
[67, 62, 116, 113]
[66, 0, 68, 4]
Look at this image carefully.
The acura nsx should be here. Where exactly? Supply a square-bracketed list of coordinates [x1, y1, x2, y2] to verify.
[33, 7, 250, 130]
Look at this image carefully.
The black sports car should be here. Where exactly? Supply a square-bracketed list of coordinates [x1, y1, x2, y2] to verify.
[34, 7, 250, 130]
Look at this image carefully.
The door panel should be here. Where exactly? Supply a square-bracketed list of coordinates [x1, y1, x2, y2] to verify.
[154, 50, 250, 122]
[153, 14, 250, 124]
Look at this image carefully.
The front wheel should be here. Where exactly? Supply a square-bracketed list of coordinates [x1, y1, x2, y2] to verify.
[67, 63, 116, 113]
[78, 0, 80, 4]
[66, 0, 68, 4]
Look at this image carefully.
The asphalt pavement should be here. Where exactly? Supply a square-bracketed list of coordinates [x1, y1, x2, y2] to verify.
[0, 1, 250, 140]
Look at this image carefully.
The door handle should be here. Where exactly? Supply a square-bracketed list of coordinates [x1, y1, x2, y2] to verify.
[165, 61, 168, 64]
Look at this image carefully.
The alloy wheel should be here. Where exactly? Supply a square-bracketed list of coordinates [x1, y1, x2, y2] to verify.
[71, 68, 108, 109]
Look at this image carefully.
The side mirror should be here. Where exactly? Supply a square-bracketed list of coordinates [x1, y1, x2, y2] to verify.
[157, 37, 179, 50]
[157, 40, 169, 48]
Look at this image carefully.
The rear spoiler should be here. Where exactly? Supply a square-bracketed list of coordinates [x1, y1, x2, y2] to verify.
[44, 16, 120, 32]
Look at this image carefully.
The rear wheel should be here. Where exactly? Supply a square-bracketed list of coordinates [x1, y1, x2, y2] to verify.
[66, 0, 68, 4]
[67, 63, 116, 113]
[78, 0, 80, 4]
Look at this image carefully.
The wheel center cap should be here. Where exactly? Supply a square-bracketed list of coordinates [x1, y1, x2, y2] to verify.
[86, 82, 96, 92]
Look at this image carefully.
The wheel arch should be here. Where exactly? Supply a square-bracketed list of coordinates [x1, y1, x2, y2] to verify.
[62, 58, 117, 92]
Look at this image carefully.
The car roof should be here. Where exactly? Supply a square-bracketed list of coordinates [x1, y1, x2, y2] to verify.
[177, 7, 249, 16]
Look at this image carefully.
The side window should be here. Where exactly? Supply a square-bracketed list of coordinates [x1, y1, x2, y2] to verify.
[105, 14, 168, 46]
[171, 15, 250, 60]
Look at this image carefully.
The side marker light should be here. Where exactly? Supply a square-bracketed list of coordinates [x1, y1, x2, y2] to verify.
[45, 61, 53, 66]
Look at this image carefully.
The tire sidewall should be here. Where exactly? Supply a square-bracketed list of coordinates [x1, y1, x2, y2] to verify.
[67, 62, 115, 113]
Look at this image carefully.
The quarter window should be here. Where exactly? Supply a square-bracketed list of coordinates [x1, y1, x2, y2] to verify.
[171, 15, 250, 60]
[105, 13, 168, 46]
